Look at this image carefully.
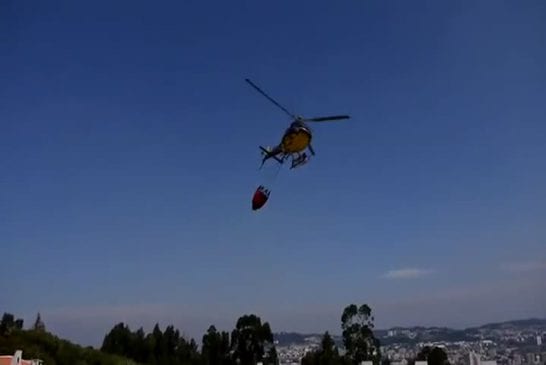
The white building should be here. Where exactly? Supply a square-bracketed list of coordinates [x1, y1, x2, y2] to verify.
[469, 351, 481, 365]
[0, 350, 43, 365]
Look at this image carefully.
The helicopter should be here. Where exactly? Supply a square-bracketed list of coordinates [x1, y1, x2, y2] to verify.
[245, 78, 350, 169]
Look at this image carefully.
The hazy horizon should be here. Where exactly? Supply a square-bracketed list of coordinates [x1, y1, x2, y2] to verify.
[8, 274, 546, 347]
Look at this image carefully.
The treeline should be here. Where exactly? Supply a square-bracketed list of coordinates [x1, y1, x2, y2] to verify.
[0, 313, 138, 365]
[101, 322, 199, 364]
[1, 304, 450, 365]
[100, 304, 382, 365]
[101, 314, 277, 365]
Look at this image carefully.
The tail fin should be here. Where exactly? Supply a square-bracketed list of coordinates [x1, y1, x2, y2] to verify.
[11, 350, 22, 365]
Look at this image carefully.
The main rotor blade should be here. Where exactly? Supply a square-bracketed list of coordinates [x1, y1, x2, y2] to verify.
[245, 78, 295, 118]
[304, 115, 350, 122]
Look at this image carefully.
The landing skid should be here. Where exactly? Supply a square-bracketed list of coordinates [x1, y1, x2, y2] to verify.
[259, 147, 310, 170]
[290, 153, 309, 169]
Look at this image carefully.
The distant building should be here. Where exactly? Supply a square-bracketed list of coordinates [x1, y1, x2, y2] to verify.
[0, 350, 43, 365]
[469, 351, 481, 365]
[538, 336, 542, 346]
[481, 361, 497, 365]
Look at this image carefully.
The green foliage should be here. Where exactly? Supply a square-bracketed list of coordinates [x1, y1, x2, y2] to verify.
[301, 332, 343, 365]
[263, 345, 279, 365]
[414, 346, 449, 365]
[230, 314, 275, 365]
[1, 312, 24, 335]
[2, 304, 384, 365]
[101, 322, 200, 365]
[303, 304, 381, 365]
[341, 304, 381, 365]
[202, 325, 232, 365]
[0, 315, 135, 365]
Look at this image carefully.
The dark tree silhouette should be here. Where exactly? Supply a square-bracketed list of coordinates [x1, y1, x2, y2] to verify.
[202, 325, 232, 365]
[341, 304, 381, 365]
[413, 346, 449, 365]
[302, 331, 342, 365]
[230, 314, 275, 365]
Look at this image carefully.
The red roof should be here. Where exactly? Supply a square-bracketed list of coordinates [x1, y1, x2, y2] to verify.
[0, 356, 36, 365]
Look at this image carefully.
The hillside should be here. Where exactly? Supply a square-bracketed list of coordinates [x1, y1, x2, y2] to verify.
[0, 328, 139, 365]
[274, 318, 546, 346]
[475, 318, 546, 330]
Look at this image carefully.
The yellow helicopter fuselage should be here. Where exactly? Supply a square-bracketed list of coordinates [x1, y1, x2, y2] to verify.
[280, 124, 312, 154]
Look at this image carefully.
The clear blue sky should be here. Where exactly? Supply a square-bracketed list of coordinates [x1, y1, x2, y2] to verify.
[1, 0, 545, 347]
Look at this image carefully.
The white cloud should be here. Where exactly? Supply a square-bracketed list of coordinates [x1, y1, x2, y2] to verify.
[382, 268, 433, 279]
[501, 260, 546, 273]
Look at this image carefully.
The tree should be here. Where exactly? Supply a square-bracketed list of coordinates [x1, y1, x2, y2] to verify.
[163, 325, 179, 363]
[230, 314, 275, 365]
[101, 322, 133, 356]
[0, 313, 23, 335]
[152, 323, 165, 362]
[145, 332, 158, 365]
[263, 345, 279, 365]
[175, 337, 200, 365]
[301, 332, 341, 365]
[429, 347, 449, 365]
[132, 327, 147, 363]
[33, 312, 46, 332]
[415, 346, 449, 365]
[202, 325, 232, 365]
[340, 304, 381, 365]
[0, 313, 15, 335]
[0, 311, 137, 365]
[321, 332, 342, 364]
[100, 321, 200, 365]
[301, 351, 317, 365]
[14, 319, 24, 330]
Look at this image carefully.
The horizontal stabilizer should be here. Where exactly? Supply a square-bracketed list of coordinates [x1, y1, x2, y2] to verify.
[259, 146, 283, 164]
